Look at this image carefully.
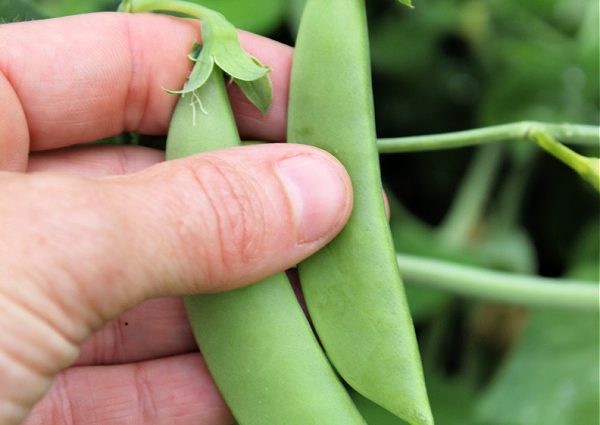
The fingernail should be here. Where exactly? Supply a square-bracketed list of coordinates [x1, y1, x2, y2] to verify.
[277, 154, 351, 243]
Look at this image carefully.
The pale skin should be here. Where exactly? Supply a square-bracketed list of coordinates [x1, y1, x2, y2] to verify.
[0, 13, 353, 425]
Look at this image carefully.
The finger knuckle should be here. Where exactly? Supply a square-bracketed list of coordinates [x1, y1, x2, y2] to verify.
[176, 157, 267, 284]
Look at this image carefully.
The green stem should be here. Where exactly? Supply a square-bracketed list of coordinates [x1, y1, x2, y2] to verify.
[396, 253, 599, 311]
[487, 147, 534, 232]
[377, 122, 599, 153]
[532, 131, 600, 192]
[438, 143, 504, 246]
[117, 0, 214, 18]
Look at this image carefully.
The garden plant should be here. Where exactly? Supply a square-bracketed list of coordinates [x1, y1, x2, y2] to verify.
[2, 0, 599, 424]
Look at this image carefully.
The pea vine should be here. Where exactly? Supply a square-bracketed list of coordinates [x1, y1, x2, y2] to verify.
[117, 0, 598, 313]
[396, 253, 598, 311]
[378, 121, 598, 311]
[378, 121, 599, 192]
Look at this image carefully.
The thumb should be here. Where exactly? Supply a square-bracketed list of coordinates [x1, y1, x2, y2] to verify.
[0, 143, 352, 424]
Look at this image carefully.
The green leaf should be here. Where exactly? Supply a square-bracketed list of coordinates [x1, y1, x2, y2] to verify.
[426, 375, 476, 425]
[206, 13, 269, 81]
[167, 11, 272, 113]
[0, 0, 45, 21]
[476, 309, 599, 425]
[234, 73, 273, 114]
[33, 0, 116, 16]
[566, 220, 600, 281]
[474, 227, 537, 274]
[168, 49, 215, 94]
[405, 285, 451, 322]
[188, 0, 287, 34]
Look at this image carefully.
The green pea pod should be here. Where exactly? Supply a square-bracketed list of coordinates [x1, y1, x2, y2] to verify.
[287, 1, 434, 425]
[167, 67, 365, 425]
[114, 1, 369, 420]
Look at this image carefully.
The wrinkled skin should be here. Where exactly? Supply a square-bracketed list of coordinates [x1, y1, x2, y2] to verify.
[0, 13, 353, 425]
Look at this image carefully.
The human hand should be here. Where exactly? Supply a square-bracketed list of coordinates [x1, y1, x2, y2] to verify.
[0, 13, 352, 425]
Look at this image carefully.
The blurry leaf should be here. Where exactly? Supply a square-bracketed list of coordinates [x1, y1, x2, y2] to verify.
[476, 309, 599, 425]
[405, 286, 451, 322]
[504, 137, 538, 166]
[0, 0, 45, 20]
[479, 40, 574, 123]
[502, 0, 560, 21]
[576, 1, 599, 117]
[471, 179, 596, 425]
[489, 218, 599, 424]
[474, 228, 537, 274]
[476, 0, 599, 125]
[189, 0, 287, 34]
[286, 0, 306, 37]
[474, 147, 538, 274]
[426, 375, 476, 425]
[388, 188, 536, 320]
[388, 191, 453, 320]
[566, 221, 599, 281]
[369, 1, 481, 140]
[370, 8, 451, 77]
[32, 0, 117, 16]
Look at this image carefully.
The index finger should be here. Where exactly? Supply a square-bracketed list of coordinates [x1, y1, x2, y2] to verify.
[0, 12, 292, 170]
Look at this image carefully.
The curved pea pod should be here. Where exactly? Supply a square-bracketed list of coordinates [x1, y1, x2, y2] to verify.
[185, 273, 367, 425]
[287, 1, 434, 424]
[166, 67, 366, 424]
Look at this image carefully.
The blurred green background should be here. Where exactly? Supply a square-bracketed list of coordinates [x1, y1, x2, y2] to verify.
[2, 1, 598, 424]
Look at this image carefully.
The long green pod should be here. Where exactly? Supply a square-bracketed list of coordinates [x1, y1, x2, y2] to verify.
[288, 1, 434, 424]
[163, 36, 366, 425]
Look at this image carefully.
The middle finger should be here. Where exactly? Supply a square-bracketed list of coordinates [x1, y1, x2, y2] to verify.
[75, 296, 196, 365]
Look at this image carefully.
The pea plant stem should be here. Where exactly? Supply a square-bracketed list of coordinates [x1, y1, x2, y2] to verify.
[438, 143, 504, 246]
[532, 131, 600, 191]
[396, 253, 599, 311]
[117, 0, 213, 17]
[377, 121, 599, 153]
[487, 150, 534, 232]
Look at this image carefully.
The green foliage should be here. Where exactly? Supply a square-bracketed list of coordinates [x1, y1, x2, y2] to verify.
[476, 309, 599, 425]
[169, 11, 272, 112]
[426, 375, 476, 425]
[187, 0, 287, 34]
[3, 1, 598, 424]
[478, 230, 599, 424]
[0, 0, 45, 21]
[32, 0, 118, 16]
